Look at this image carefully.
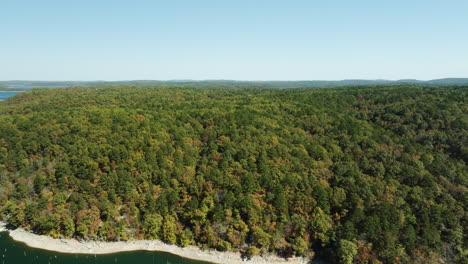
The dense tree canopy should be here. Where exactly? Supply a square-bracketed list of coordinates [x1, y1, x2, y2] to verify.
[0, 85, 466, 263]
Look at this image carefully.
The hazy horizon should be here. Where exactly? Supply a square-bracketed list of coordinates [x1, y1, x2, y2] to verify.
[1, 77, 467, 82]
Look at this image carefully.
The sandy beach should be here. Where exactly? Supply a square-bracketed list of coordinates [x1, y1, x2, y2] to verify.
[0, 222, 309, 264]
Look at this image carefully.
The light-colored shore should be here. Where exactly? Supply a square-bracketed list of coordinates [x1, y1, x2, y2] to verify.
[0, 222, 309, 264]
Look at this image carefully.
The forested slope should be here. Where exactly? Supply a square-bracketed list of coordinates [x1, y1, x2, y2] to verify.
[0, 86, 466, 263]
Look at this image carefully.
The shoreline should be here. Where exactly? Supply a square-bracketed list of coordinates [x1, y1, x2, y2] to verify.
[0, 222, 309, 264]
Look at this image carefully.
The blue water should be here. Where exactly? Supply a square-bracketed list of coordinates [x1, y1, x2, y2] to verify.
[0, 92, 21, 100]
[0, 232, 212, 264]
[9, 85, 69, 89]
[8, 85, 34, 89]
[0, 231, 329, 264]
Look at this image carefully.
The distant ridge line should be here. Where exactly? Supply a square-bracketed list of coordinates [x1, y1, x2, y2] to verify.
[1, 78, 468, 89]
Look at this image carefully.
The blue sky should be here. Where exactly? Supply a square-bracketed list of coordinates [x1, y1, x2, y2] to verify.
[1, 0, 467, 80]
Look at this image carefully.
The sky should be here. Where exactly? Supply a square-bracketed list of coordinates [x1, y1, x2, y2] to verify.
[1, 0, 467, 81]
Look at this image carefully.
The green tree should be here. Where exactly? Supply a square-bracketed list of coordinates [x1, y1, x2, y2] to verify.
[162, 216, 177, 244]
[338, 239, 358, 264]
[142, 213, 163, 239]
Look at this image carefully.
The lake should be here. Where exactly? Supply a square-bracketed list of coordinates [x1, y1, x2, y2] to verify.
[1, 84, 77, 101]
[0, 232, 212, 264]
[8, 85, 70, 89]
[0, 92, 21, 100]
[7, 85, 34, 90]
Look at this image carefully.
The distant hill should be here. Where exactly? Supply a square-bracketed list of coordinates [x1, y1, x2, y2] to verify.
[1, 78, 468, 89]
[423, 78, 468, 85]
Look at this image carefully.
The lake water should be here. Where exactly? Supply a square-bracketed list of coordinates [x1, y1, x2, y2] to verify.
[0, 232, 212, 264]
[8, 85, 69, 89]
[0, 92, 21, 100]
[7, 85, 34, 89]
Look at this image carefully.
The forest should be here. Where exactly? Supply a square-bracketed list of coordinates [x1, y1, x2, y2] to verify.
[0, 85, 466, 263]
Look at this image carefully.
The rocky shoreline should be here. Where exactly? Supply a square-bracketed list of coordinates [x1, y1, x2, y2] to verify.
[0, 222, 309, 264]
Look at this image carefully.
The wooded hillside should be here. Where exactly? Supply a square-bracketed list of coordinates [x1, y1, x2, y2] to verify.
[0, 86, 466, 263]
